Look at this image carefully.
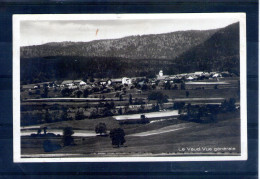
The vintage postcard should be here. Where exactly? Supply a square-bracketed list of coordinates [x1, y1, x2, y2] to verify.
[13, 13, 247, 162]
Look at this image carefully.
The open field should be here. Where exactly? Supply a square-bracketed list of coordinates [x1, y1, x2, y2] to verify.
[21, 113, 240, 157]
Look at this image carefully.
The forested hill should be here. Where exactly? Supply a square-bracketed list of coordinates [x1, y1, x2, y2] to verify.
[20, 22, 240, 84]
[174, 22, 240, 74]
[21, 29, 217, 60]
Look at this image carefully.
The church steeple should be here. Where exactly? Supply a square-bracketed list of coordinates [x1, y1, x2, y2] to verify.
[159, 70, 163, 77]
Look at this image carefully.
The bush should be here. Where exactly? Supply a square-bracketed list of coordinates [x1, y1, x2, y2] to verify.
[95, 123, 107, 135]
[140, 114, 149, 124]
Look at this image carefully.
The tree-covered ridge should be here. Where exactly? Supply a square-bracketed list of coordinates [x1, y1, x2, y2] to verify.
[21, 29, 218, 60]
[20, 22, 240, 84]
[175, 22, 239, 74]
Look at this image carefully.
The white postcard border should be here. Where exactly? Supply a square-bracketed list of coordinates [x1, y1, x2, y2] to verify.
[13, 13, 247, 162]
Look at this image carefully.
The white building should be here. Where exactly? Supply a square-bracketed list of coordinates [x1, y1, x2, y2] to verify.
[122, 77, 132, 85]
[159, 70, 163, 77]
[79, 81, 87, 86]
[157, 70, 169, 80]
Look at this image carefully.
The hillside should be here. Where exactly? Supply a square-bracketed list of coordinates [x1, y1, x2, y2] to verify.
[21, 29, 217, 60]
[20, 22, 240, 84]
[175, 22, 240, 74]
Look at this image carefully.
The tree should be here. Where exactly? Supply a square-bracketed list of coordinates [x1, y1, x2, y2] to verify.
[129, 94, 133, 104]
[139, 104, 145, 113]
[118, 108, 123, 115]
[152, 103, 160, 111]
[119, 94, 123, 101]
[44, 109, 52, 123]
[187, 103, 191, 116]
[43, 127, 47, 135]
[140, 114, 149, 124]
[61, 107, 69, 121]
[54, 87, 58, 92]
[173, 102, 185, 110]
[228, 98, 236, 111]
[103, 108, 113, 117]
[180, 82, 185, 90]
[75, 109, 84, 120]
[141, 84, 149, 91]
[37, 128, 42, 135]
[89, 109, 98, 119]
[148, 91, 168, 104]
[173, 84, 178, 90]
[89, 77, 95, 83]
[43, 85, 49, 98]
[221, 98, 236, 112]
[36, 89, 41, 95]
[109, 128, 126, 147]
[164, 81, 171, 90]
[83, 89, 89, 98]
[110, 101, 115, 109]
[185, 91, 190, 97]
[75, 90, 83, 98]
[95, 123, 107, 135]
[62, 127, 74, 146]
[61, 88, 72, 97]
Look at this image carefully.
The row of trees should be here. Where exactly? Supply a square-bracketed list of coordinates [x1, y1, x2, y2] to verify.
[177, 98, 237, 123]
[43, 124, 126, 152]
[21, 108, 84, 126]
[61, 124, 126, 148]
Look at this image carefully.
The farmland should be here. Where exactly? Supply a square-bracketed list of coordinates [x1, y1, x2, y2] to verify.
[21, 113, 240, 157]
[20, 72, 241, 157]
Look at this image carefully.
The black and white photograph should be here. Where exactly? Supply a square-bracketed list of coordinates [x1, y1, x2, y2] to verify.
[13, 13, 247, 162]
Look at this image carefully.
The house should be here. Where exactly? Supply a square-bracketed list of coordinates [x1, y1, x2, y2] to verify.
[61, 80, 86, 87]
[111, 78, 122, 84]
[122, 77, 132, 85]
[194, 71, 204, 76]
[97, 78, 112, 86]
[187, 76, 194, 81]
[61, 80, 74, 87]
[212, 73, 221, 78]
[221, 71, 230, 77]
[138, 81, 145, 86]
[79, 81, 87, 86]
[73, 80, 84, 86]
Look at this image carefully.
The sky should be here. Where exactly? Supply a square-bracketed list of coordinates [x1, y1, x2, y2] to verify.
[20, 18, 239, 47]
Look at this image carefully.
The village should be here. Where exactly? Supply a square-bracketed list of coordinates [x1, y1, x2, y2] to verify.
[20, 70, 240, 156]
[21, 70, 238, 120]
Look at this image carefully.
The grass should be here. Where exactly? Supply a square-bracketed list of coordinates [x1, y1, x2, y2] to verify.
[21, 111, 240, 156]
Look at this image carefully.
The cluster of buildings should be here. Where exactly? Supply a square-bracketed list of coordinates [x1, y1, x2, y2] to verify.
[156, 70, 229, 82]
[24, 70, 232, 91]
